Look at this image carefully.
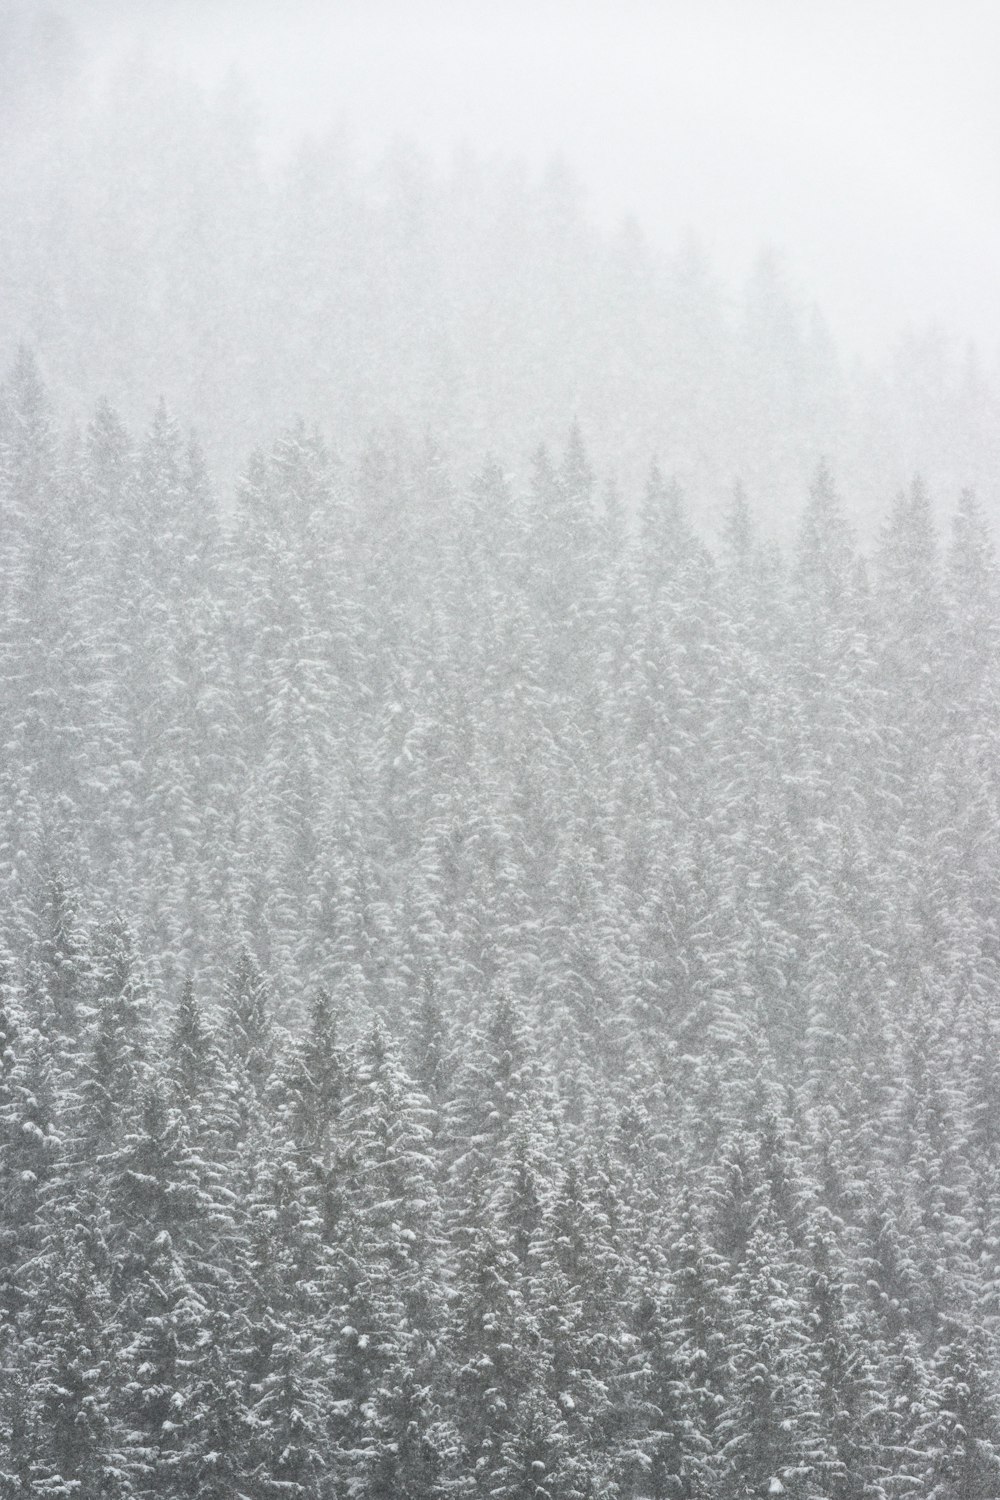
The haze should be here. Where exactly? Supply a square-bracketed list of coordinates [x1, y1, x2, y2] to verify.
[69, 0, 1000, 362]
[5, 8, 1000, 1491]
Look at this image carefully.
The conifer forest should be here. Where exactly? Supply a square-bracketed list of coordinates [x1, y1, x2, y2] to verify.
[3, 7, 1000, 1498]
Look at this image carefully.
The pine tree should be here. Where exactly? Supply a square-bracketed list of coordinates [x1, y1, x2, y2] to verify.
[280, 985, 347, 1157]
[246, 1323, 328, 1498]
[491, 1380, 601, 1500]
[221, 945, 276, 1129]
[803, 1207, 884, 1500]
[611, 1268, 707, 1500]
[29, 1230, 121, 1496]
[34, 872, 87, 1054]
[118, 1227, 210, 1496]
[80, 915, 149, 1153]
[452, 1214, 537, 1491]
[338, 1018, 442, 1338]
[0, 983, 63, 1332]
[718, 1212, 821, 1500]
[669, 1193, 733, 1474]
[450, 990, 534, 1186]
[365, 1364, 453, 1500]
[922, 1328, 1000, 1500]
[175, 1306, 252, 1500]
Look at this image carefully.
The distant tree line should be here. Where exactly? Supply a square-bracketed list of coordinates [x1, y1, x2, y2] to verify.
[2, 50, 998, 532]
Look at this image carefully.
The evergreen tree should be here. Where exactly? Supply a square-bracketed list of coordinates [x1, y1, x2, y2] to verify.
[80, 915, 149, 1153]
[718, 1213, 821, 1500]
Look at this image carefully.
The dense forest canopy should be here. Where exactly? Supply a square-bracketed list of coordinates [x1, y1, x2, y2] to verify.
[0, 347, 999, 1495]
[2, 5, 1000, 1498]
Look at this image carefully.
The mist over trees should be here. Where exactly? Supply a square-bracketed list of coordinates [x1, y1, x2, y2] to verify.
[2, 6, 1000, 1498]
[1, 346, 999, 1495]
[1, 39, 998, 535]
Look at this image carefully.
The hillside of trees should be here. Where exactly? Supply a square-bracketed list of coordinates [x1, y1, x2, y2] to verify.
[1, 346, 1000, 1495]
[2, 48, 999, 537]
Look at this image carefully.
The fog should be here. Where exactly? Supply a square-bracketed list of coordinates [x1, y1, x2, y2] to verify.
[2, 0, 998, 532]
[63, 0, 1000, 361]
[6, 8, 1000, 1491]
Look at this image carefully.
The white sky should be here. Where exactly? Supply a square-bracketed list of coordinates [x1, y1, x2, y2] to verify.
[76, 0, 1000, 360]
